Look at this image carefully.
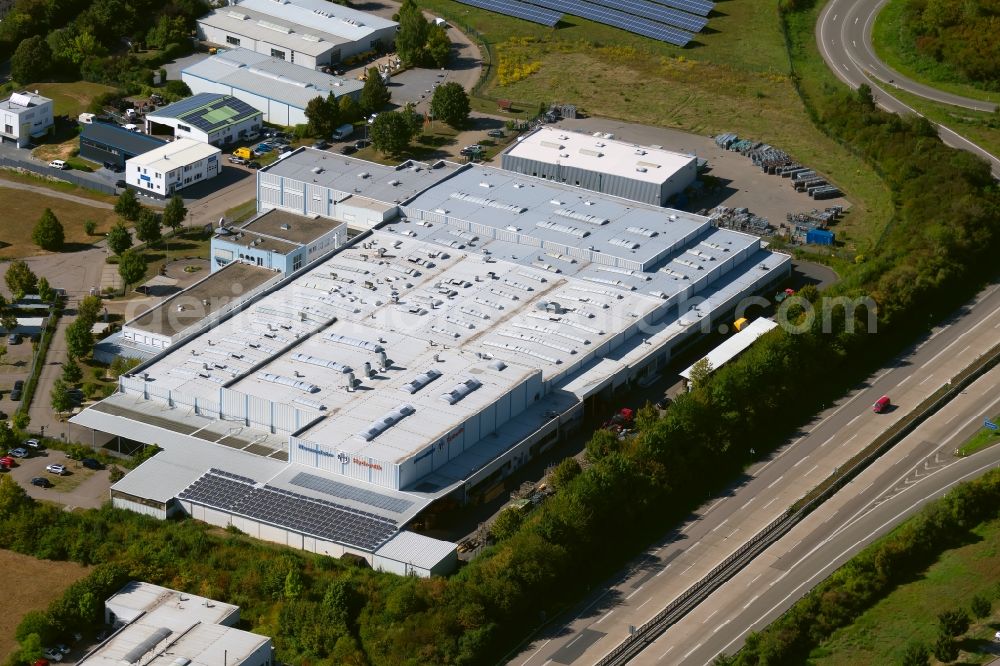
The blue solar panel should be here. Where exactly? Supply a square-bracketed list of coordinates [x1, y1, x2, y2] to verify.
[455, 0, 563, 26]
[646, 0, 713, 17]
[599, 0, 707, 31]
[526, 0, 694, 45]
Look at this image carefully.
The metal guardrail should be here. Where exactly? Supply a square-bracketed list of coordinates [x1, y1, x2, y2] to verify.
[0, 157, 118, 195]
[596, 343, 1000, 666]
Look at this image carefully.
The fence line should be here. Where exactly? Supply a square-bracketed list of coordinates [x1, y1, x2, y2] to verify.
[0, 159, 118, 196]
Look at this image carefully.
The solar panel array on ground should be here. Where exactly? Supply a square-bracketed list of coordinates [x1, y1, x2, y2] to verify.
[179, 469, 399, 551]
[460, 0, 713, 45]
[455, 0, 563, 26]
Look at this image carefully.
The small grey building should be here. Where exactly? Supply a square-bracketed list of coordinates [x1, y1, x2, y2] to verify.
[501, 127, 698, 207]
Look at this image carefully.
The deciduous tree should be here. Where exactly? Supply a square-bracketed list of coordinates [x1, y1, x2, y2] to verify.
[117, 249, 146, 294]
[161, 195, 187, 235]
[369, 110, 418, 156]
[359, 68, 391, 115]
[134, 208, 161, 246]
[5, 260, 37, 299]
[106, 222, 132, 256]
[395, 0, 429, 66]
[11, 35, 51, 83]
[65, 318, 94, 360]
[51, 379, 73, 413]
[430, 82, 470, 129]
[114, 188, 141, 221]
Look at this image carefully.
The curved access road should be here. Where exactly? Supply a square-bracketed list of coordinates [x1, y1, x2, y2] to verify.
[816, 0, 1000, 177]
[635, 364, 1000, 665]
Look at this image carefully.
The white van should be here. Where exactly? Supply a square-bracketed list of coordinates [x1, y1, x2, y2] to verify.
[48, 160, 68, 170]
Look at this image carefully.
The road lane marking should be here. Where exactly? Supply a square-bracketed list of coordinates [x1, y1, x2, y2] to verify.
[767, 475, 784, 489]
[626, 587, 642, 600]
[637, 597, 653, 611]
[793, 457, 806, 468]
[680, 641, 704, 661]
[843, 433, 858, 446]
[821, 435, 836, 447]
[519, 639, 550, 666]
[702, 608, 719, 623]
[596, 610, 614, 624]
[658, 645, 674, 661]
[762, 497, 778, 510]
[806, 464, 819, 476]
[742, 594, 761, 609]
[845, 413, 862, 428]
[898, 375, 912, 385]
[748, 573, 763, 586]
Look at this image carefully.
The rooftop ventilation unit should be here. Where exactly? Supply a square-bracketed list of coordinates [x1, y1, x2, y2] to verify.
[636, 167, 648, 173]
[488, 360, 507, 371]
[325, 332, 383, 352]
[292, 397, 326, 410]
[583, 276, 636, 291]
[498, 330, 575, 353]
[227, 10, 248, 19]
[609, 238, 640, 250]
[554, 208, 609, 225]
[579, 148, 603, 157]
[482, 340, 560, 364]
[257, 372, 319, 393]
[536, 219, 589, 238]
[292, 353, 352, 373]
[358, 404, 415, 441]
[449, 191, 526, 214]
[479, 181, 492, 188]
[626, 226, 658, 237]
[301, 33, 322, 42]
[674, 258, 703, 270]
[441, 378, 482, 404]
[311, 166, 323, 174]
[540, 140, 565, 149]
[401, 368, 442, 394]
[258, 19, 292, 34]
[700, 241, 729, 251]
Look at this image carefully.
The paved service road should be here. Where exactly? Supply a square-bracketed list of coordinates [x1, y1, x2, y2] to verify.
[643, 364, 1000, 664]
[510, 282, 1000, 666]
[815, 0, 1000, 177]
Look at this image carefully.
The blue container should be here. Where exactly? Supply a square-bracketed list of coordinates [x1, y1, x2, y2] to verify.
[806, 229, 835, 245]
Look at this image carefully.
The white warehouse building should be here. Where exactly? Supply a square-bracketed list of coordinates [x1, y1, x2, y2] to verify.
[72, 152, 790, 572]
[197, 0, 399, 70]
[145, 93, 263, 146]
[182, 49, 364, 127]
[502, 127, 698, 207]
[126, 138, 221, 198]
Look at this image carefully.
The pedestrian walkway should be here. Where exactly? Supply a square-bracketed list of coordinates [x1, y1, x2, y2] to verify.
[0, 175, 114, 209]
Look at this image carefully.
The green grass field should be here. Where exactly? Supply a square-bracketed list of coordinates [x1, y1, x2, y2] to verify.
[958, 414, 1000, 457]
[810, 517, 1000, 665]
[26, 81, 119, 117]
[881, 86, 1000, 162]
[0, 183, 117, 258]
[421, 0, 894, 253]
[871, 0, 1000, 105]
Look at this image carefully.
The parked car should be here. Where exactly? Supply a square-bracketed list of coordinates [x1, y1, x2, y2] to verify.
[81, 457, 103, 470]
[0, 456, 15, 469]
[10, 388, 21, 401]
[41, 648, 62, 662]
[228, 156, 247, 165]
[25, 438, 41, 449]
[354, 139, 370, 150]
[32, 659, 49, 666]
[7, 333, 21, 344]
[9, 447, 28, 458]
[339, 144, 357, 155]
[95, 629, 111, 642]
[460, 145, 483, 156]
[55, 644, 70, 655]
[873, 395, 891, 413]
[48, 160, 68, 170]
[246, 161, 261, 170]
[46, 464, 66, 475]
[31, 477, 51, 488]
[271, 137, 291, 147]
[13, 380, 24, 391]
[255, 143, 273, 154]
[487, 129, 505, 138]
[312, 139, 329, 150]
[115, 180, 127, 189]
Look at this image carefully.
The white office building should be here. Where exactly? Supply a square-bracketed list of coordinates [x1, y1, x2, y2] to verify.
[197, 0, 399, 70]
[0, 91, 53, 148]
[145, 93, 262, 146]
[126, 138, 221, 197]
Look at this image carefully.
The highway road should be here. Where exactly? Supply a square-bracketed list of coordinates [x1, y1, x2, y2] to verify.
[815, 0, 1000, 177]
[510, 282, 1000, 666]
[639, 364, 1000, 665]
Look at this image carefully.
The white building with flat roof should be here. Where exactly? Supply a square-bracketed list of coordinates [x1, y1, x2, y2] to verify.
[197, 0, 399, 70]
[81, 582, 272, 666]
[73, 156, 789, 571]
[0, 91, 53, 148]
[126, 138, 221, 197]
[501, 126, 698, 206]
[182, 49, 364, 126]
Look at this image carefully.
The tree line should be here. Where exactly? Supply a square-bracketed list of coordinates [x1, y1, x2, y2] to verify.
[896, 0, 1000, 88]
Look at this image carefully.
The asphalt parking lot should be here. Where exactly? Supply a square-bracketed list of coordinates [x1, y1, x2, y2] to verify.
[5, 447, 111, 510]
[554, 117, 851, 227]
